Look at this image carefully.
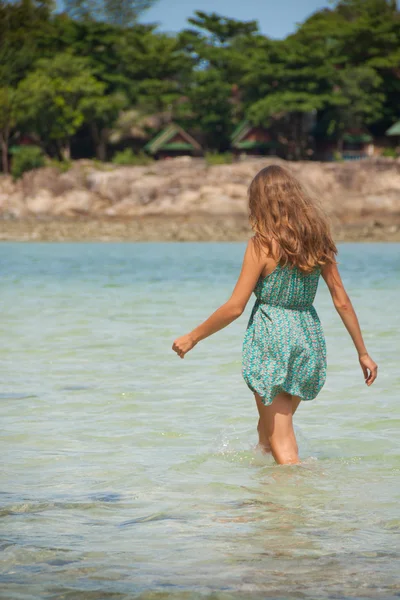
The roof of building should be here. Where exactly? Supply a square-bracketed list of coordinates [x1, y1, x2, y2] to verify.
[386, 120, 400, 136]
[144, 123, 202, 154]
[231, 120, 277, 149]
[235, 140, 279, 150]
[160, 143, 194, 150]
[231, 120, 253, 145]
[343, 133, 373, 143]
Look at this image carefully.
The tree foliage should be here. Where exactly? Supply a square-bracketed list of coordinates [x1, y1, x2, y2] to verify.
[0, 87, 17, 173]
[187, 11, 258, 45]
[16, 53, 104, 159]
[63, 0, 154, 26]
[11, 145, 45, 179]
[0, 0, 399, 171]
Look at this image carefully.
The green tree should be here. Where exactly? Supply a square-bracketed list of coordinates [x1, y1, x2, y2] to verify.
[178, 11, 261, 83]
[326, 66, 385, 149]
[0, 87, 17, 173]
[242, 27, 337, 158]
[116, 28, 192, 102]
[63, 21, 192, 103]
[11, 145, 45, 180]
[51, 19, 132, 95]
[80, 92, 127, 160]
[187, 11, 258, 45]
[176, 12, 264, 150]
[1, 0, 399, 164]
[63, 0, 156, 26]
[243, 0, 398, 156]
[178, 70, 234, 152]
[333, 0, 397, 18]
[16, 53, 104, 159]
[333, 0, 400, 132]
[136, 79, 181, 114]
[0, 0, 54, 86]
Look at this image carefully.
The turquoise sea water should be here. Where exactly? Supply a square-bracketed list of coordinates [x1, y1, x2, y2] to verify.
[1, 242, 399, 600]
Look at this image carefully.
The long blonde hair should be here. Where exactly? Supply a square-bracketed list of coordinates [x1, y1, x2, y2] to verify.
[248, 165, 337, 273]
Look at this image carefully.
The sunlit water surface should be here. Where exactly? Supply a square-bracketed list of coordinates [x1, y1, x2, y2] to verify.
[1, 242, 399, 600]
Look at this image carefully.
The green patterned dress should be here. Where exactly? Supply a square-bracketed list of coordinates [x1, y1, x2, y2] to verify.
[242, 262, 326, 405]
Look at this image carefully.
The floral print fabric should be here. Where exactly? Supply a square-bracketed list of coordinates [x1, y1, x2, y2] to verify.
[242, 262, 327, 405]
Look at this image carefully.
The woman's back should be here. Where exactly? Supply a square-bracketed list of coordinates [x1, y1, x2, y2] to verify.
[254, 262, 321, 310]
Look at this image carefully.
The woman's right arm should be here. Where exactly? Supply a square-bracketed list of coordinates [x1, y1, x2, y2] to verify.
[321, 261, 378, 386]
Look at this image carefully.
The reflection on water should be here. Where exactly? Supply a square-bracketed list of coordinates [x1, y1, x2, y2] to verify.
[0, 242, 399, 599]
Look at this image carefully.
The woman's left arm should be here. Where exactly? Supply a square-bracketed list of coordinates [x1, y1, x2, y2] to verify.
[172, 238, 265, 359]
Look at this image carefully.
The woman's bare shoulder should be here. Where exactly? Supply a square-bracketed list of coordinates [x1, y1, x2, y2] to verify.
[248, 236, 280, 278]
[248, 235, 276, 257]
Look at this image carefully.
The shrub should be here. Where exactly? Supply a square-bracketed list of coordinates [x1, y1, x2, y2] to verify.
[11, 145, 45, 179]
[332, 150, 343, 162]
[112, 148, 153, 166]
[46, 158, 72, 173]
[381, 147, 398, 158]
[205, 151, 234, 166]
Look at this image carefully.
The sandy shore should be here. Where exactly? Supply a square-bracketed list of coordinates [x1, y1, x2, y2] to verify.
[1, 158, 399, 242]
[1, 215, 399, 242]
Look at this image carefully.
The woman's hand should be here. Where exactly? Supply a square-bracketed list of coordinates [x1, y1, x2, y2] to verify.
[172, 334, 197, 359]
[172, 239, 266, 358]
[359, 353, 378, 386]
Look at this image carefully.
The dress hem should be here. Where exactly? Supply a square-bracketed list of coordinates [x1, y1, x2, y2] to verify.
[244, 380, 321, 406]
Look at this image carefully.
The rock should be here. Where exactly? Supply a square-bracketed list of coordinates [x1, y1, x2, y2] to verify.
[105, 199, 140, 217]
[0, 191, 28, 218]
[130, 175, 170, 204]
[21, 167, 61, 196]
[0, 157, 399, 231]
[371, 219, 384, 228]
[86, 170, 137, 203]
[26, 189, 55, 214]
[199, 185, 219, 198]
[221, 183, 248, 198]
[175, 190, 201, 209]
[52, 190, 96, 215]
[56, 166, 89, 194]
[0, 175, 16, 195]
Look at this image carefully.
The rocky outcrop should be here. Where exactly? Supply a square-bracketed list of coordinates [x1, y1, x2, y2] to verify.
[0, 157, 399, 237]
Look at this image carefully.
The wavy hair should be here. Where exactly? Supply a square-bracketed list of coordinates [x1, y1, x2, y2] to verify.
[248, 165, 337, 273]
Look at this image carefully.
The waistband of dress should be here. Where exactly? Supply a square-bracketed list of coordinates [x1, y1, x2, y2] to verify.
[255, 301, 314, 312]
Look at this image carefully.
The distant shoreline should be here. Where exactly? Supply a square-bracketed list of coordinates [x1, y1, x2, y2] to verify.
[1, 215, 399, 243]
[1, 159, 400, 240]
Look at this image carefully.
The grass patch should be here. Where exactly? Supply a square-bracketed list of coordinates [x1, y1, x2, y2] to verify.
[112, 149, 153, 166]
[381, 147, 398, 158]
[205, 151, 234, 166]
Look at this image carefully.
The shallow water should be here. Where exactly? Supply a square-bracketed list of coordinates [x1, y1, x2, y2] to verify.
[0, 242, 399, 600]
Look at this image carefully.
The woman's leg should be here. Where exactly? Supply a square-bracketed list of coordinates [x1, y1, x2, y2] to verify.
[255, 391, 300, 465]
[292, 395, 301, 415]
[255, 393, 272, 453]
[256, 393, 301, 454]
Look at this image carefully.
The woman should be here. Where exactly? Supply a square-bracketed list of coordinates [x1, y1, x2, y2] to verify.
[172, 165, 377, 465]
